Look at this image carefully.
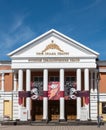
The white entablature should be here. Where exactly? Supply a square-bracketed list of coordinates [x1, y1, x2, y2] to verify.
[8, 29, 99, 69]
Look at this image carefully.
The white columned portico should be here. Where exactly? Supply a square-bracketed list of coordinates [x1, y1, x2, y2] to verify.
[18, 69, 23, 119]
[59, 69, 65, 121]
[84, 68, 90, 119]
[43, 69, 48, 120]
[26, 69, 31, 120]
[1, 73, 4, 91]
[76, 69, 81, 120]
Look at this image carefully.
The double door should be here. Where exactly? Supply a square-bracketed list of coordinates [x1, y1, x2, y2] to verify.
[48, 100, 59, 120]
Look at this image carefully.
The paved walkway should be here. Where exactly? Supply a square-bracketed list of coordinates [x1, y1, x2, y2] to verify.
[0, 125, 106, 130]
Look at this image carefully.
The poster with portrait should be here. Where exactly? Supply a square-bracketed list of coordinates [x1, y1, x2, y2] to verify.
[48, 82, 60, 100]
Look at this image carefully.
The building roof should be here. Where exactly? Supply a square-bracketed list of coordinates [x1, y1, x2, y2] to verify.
[8, 29, 99, 57]
[97, 60, 106, 66]
[0, 60, 11, 65]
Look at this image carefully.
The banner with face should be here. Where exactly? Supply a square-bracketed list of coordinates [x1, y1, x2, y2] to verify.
[48, 82, 60, 100]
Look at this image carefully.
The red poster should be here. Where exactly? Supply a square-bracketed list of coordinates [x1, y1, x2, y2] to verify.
[48, 82, 60, 100]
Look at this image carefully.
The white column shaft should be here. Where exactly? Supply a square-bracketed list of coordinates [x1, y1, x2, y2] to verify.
[18, 69, 23, 120]
[18, 70, 23, 91]
[84, 68, 89, 119]
[26, 69, 31, 120]
[43, 98, 48, 120]
[60, 98, 65, 119]
[84, 69, 89, 91]
[43, 69, 48, 91]
[60, 69, 64, 91]
[59, 69, 65, 120]
[77, 69, 81, 120]
[43, 69, 48, 120]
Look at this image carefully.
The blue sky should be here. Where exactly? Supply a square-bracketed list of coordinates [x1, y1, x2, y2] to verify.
[0, 0, 106, 60]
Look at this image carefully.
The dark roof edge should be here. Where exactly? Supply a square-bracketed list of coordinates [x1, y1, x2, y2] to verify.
[97, 60, 106, 66]
[0, 60, 11, 65]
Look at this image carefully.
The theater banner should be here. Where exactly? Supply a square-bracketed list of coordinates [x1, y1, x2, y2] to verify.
[18, 81, 89, 103]
[48, 82, 60, 100]
[64, 81, 77, 100]
[31, 81, 43, 100]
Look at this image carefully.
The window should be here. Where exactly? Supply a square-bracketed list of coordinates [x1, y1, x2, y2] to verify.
[65, 76, 76, 82]
[49, 76, 59, 82]
[102, 102, 106, 114]
[33, 76, 43, 82]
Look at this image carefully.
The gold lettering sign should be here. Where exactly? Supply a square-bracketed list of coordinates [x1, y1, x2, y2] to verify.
[29, 58, 80, 63]
[36, 40, 69, 56]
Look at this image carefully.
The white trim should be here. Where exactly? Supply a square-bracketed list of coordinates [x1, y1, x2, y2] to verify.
[0, 70, 13, 73]
[99, 68, 106, 72]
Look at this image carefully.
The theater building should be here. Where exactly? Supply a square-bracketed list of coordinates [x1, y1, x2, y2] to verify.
[0, 29, 106, 121]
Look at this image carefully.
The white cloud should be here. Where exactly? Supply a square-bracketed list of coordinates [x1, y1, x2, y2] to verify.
[0, 14, 35, 60]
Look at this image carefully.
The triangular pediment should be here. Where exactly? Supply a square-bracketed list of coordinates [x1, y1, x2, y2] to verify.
[8, 29, 99, 59]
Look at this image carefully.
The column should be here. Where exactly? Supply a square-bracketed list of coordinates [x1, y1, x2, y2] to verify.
[76, 69, 81, 120]
[26, 69, 31, 120]
[94, 71, 97, 93]
[18, 69, 23, 120]
[90, 71, 94, 93]
[59, 69, 65, 121]
[13, 72, 17, 91]
[43, 69, 48, 121]
[84, 68, 90, 119]
[1, 73, 4, 91]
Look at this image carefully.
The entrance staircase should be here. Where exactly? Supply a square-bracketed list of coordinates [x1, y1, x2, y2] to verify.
[1, 120, 104, 126]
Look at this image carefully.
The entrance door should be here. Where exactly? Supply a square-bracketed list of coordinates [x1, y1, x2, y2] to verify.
[65, 100, 76, 120]
[4, 100, 12, 119]
[48, 100, 59, 120]
[31, 100, 43, 121]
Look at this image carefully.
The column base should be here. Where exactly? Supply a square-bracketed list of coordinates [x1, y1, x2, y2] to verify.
[42, 119, 49, 123]
[59, 119, 66, 122]
[76, 119, 80, 121]
[88, 119, 91, 121]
